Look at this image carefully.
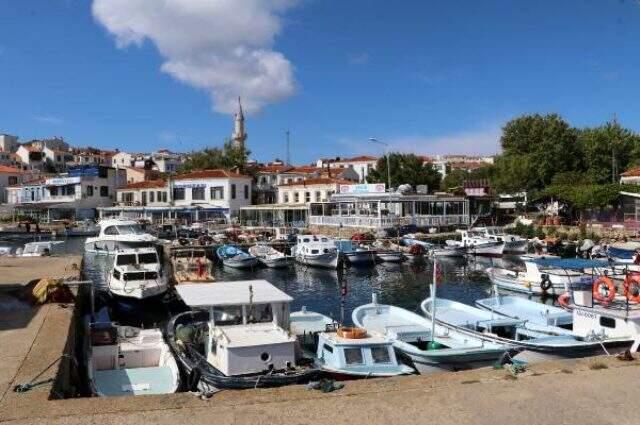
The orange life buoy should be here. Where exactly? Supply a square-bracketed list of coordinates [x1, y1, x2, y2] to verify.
[623, 274, 640, 303]
[336, 327, 367, 339]
[558, 292, 572, 309]
[593, 276, 616, 304]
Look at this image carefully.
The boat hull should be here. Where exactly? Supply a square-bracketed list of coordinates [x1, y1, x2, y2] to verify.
[487, 268, 568, 296]
[464, 242, 504, 257]
[259, 256, 292, 268]
[376, 252, 406, 263]
[296, 253, 339, 269]
[503, 239, 528, 255]
[85, 239, 157, 254]
[222, 257, 260, 269]
[343, 251, 376, 266]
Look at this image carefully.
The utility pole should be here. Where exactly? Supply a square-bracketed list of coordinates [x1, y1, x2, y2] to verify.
[612, 113, 618, 184]
[286, 130, 291, 165]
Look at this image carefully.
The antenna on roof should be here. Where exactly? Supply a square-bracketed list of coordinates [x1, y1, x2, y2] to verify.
[286, 130, 291, 166]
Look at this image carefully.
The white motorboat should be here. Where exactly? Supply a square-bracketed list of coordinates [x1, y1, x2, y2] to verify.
[293, 234, 339, 269]
[446, 230, 504, 257]
[475, 296, 573, 328]
[19, 241, 65, 257]
[86, 307, 180, 397]
[216, 245, 260, 269]
[85, 219, 157, 254]
[248, 244, 292, 268]
[473, 227, 528, 254]
[352, 295, 509, 374]
[487, 258, 604, 296]
[108, 248, 168, 299]
[290, 309, 415, 378]
[375, 250, 406, 263]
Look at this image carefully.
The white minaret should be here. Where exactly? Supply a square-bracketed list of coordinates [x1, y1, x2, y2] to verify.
[231, 97, 247, 153]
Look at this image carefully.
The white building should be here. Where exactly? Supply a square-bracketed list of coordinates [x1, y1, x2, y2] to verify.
[151, 149, 184, 173]
[15, 145, 45, 170]
[0, 166, 35, 204]
[43, 146, 74, 172]
[621, 167, 640, 185]
[277, 178, 350, 205]
[112, 151, 135, 169]
[316, 155, 378, 183]
[100, 169, 252, 222]
[8, 165, 126, 221]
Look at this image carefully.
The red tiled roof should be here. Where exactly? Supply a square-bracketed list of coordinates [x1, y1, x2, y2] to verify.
[278, 178, 352, 187]
[621, 167, 640, 177]
[257, 165, 293, 173]
[174, 169, 250, 180]
[120, 180, 166, 190]
[0, 165, 25, 174]
[280, 166, 322, 174]
[336, 155, 378, 162]
[9, 177, 45, 188]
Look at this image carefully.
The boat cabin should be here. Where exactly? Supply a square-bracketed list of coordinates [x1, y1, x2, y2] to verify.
[112, 248, 161, 282]
[175, 280, 296, 376]
[296, 234, 336, 255]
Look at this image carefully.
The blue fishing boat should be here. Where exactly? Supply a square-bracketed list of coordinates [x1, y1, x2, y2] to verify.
[290, 308, 415, 378]
[352, 295, 510, 374]
[335, 239, 376, 266]
[215, 245, 259, 269]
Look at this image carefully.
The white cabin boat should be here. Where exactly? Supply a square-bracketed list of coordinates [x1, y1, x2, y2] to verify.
[290, 308, 414, 378]
[86, 308, 180, 397]
[293, 235, 339, 269]
[108, 248, 167, 299]
[168, 280, 319, 390]
[85, 219, 157, 254]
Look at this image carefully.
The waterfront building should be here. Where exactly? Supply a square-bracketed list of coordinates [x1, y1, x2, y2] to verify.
[308, 185, 469, 230]
[0, 166, 34, 204]
[100, 169, 252, 223]
[8, 165, 126, 221]
[277, 177, 350, 205]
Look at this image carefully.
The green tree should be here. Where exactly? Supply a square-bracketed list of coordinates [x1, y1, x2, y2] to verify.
[494, 113, 581, 192]
[179, 141, 250, 173]
[579, 121, 640, 184]
[367, 153, 442, 192]
[440, 169, 469, 191]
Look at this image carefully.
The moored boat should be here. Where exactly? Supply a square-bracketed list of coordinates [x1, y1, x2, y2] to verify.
[335, 239, 376, 266]
[248, 243, 292, 268]
[107, 247, 168, 299]
[375, 250, 406, 263]
[293, 234, 339, 269]
[85, 219, 157, 254]
[447, 230, 505, 257]
[352, 295, 510, 374]
[475, 295, 573, 328]
[216, 245, 259, 269]
[170, 246, 215, 284]
[86, 307, 180, 397]
[19, 240, 65, 257]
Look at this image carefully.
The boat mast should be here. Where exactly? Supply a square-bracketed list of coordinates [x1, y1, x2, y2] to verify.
[430, 260, 438, 348]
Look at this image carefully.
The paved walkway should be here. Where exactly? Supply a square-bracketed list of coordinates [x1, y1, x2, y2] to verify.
[0, 256, 82, 289]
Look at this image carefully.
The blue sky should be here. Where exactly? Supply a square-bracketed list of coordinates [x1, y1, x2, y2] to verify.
[1, 0, 639, 163]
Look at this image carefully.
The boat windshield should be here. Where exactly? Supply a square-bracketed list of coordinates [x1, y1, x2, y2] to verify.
[115, 224, 145, 235]
[138, 253, 158, 264]
[116, 254, 137, 265]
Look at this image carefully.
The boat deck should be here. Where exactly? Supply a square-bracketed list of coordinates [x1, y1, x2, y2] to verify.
[94, 366, 175, 396]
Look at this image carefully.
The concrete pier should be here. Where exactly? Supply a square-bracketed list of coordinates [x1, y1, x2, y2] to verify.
[0, 256, 82, 289]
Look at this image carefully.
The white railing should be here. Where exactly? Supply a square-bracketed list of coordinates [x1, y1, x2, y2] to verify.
[308, 214, 469, 228]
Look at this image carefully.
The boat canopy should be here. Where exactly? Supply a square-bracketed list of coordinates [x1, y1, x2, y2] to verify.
[175, 280, 293, 307]
[529, 258, 610, 269]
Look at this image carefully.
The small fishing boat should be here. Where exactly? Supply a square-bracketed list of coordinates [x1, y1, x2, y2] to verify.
[473, 227, 528, 254]
[248, 244, 292, 268]
[86, 307, 180, 397]
[487, 258, 605, 296]
[85, 219, 157, 254]
[446, 230, 504, 257]
[290, 308, 415, 378]
[167, 280, 319, 391]
[170, 246, 215, 284]
[421, 297, 631, 363]
[293, 234, 339, 269]
[108, 248, 168, 299]
[352, 295, 509, 374]
[215, 245, 259, 269]
[430, 243, 466, 258]
[335, 239, 376, 266]
[475, 296, 573, 328]
[19, 240, 65, 257]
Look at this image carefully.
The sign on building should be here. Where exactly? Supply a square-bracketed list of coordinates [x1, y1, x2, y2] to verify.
[45, 176, 81, 186]
[339, 183, 386, 194]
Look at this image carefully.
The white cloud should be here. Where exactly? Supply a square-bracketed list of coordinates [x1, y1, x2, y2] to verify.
[34, 115, 63, 125]
[92, 0, 299, 114]
[348, 52, 369, 65]
[339, 126, 502, 156]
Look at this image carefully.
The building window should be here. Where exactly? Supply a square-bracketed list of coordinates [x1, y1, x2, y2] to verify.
[231, 184, 236, 199]
[305, 191, 311, 203]
[244, 184, 249, 199]
[100, 186, 109, 197]
[294, 192, 299, 203]
[211, 186, 224, 200]
[87, 186, 93, 197]
[161, 191, 167, 202]
[192, 187, 205, 200]
[173, 187, 185, 200]
[157, 191, 163, 202]
[8, 176, 17, 186]
[50, 187, 58, 196]
[122, 192, 133, 203]
[149, 191, 155, 203]
[315, 191, 321, 202]
[141, 191, 147, 205]
[284, 193, 289, 203]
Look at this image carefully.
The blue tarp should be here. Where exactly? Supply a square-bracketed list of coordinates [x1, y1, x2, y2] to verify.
[607, 246, 635, 260]
[529, 258, 610, 269]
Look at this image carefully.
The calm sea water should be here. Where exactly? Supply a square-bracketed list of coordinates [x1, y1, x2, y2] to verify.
[0, 235, 545, 324]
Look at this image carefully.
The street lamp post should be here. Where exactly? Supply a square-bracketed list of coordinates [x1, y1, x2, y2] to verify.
[369, 138, 391, 191]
